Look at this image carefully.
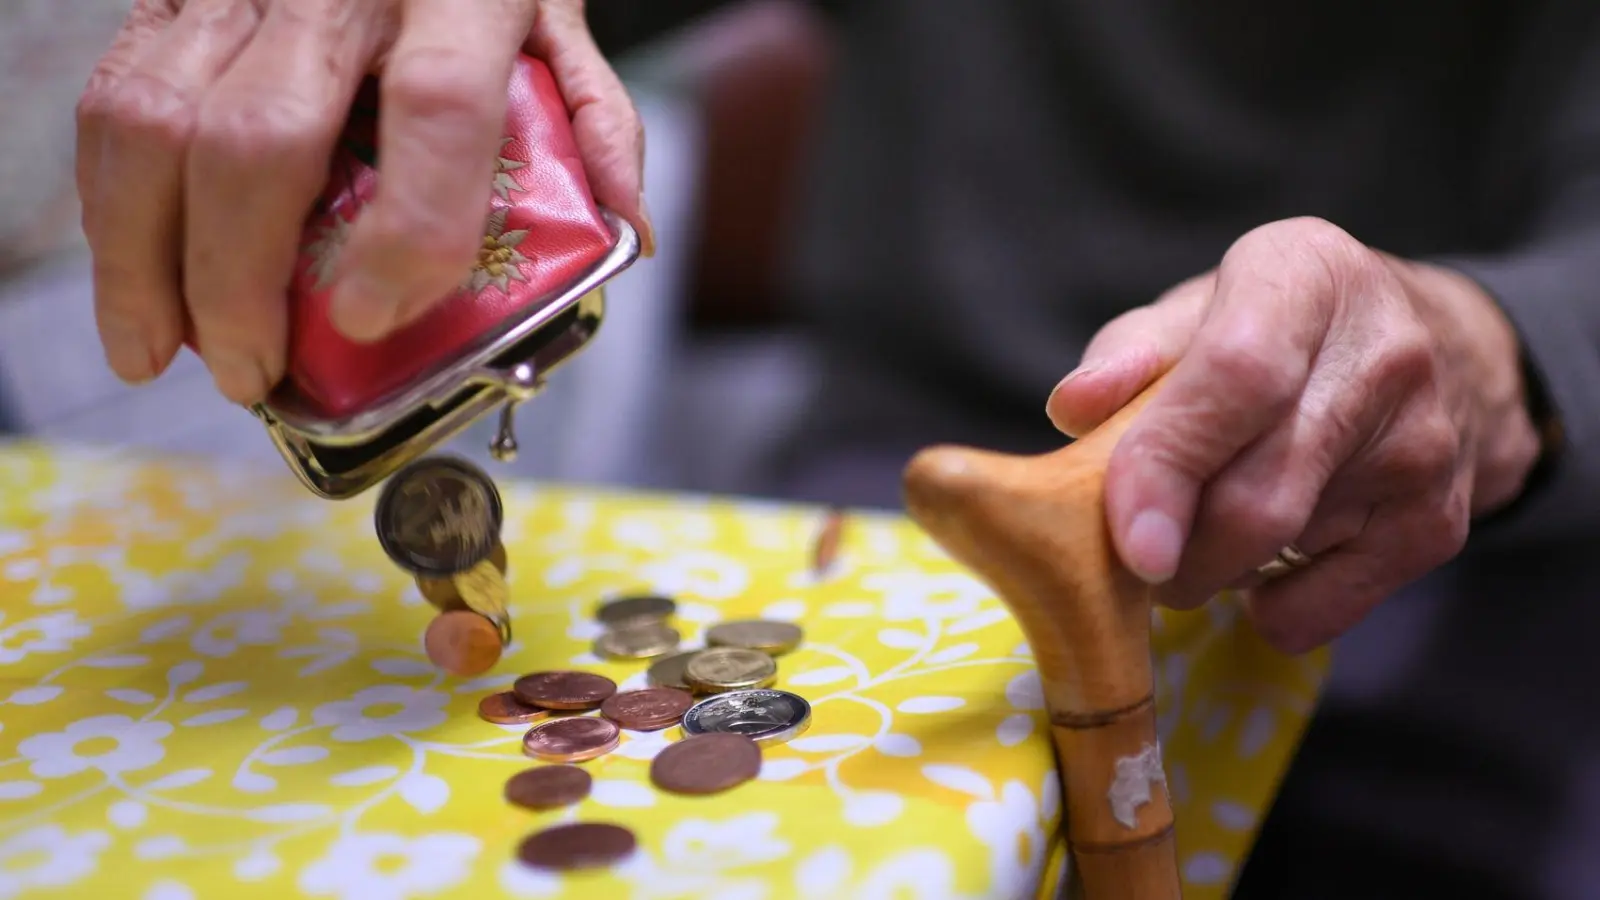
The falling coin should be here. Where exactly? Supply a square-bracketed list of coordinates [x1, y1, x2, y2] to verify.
[705, 619, 804, 656]
[811, 507, 847, 576]
[522, 716, 621, 763]
[650, 732, 762, 795]
[595, 594, 676, 627]
[600, 687, 695, 731]
[513, 671, 618, 710]
[375, 455, 503, 577]
[594, 622, 680, 661]
[504, 764, 592, 810]
[646, 651, 700, 692]
[453, 558, 512, 645]
[423, 610, 502, 677]
[416, 541, 508, 611]
[478, 691, 550, 726]
[682, 688, 812, 745]
[685, 647, 778, 694]
[518, 822, 636, 871]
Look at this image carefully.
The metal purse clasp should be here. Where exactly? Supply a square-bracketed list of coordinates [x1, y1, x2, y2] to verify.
[252, 210, 641, 500]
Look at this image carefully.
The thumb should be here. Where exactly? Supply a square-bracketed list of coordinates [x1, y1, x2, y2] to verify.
[529, 0, 656, 257]
[1046, 276, 1209, 437]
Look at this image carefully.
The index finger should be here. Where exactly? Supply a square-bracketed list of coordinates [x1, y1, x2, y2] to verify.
[327, 0, 538, 342]
[1102, 221, 1338, 583]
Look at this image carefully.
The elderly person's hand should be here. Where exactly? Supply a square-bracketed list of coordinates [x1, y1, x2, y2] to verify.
[1047, 217, 1544, 653]
[76, 0, 651, 405]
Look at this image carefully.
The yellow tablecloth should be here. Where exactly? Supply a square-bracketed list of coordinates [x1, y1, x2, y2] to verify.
[0, 442, 1328, 900]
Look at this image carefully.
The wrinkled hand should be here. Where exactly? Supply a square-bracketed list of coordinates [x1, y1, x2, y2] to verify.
[77, 0, 651, 405]
[1047, 217, 1542, 653]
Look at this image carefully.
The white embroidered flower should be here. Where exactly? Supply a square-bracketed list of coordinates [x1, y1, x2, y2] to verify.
[189, 608, 288, 658]
[966, 779, 1050, 899]
[659, 812, 789, 871]
[298, 831, 479, 900]
[856, 848, 965, 900]
[18, 714, 172, 778]
[859, 573, 989, 621]
[0, 611, 91, 664]
[0, 825, 111, 896]
[634, 551, 751, 600]
[311, 685, 448, 742]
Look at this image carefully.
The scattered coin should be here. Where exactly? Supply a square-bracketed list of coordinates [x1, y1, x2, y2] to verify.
[646, 651, 700, 692]
[423, 610, 502, 677]
[478, 691, 550, 726]
[522, 716, 621, 763]
[513, 671, 618, 710]
[600, 687, 695, 731]
[504, 764, 592, 810]
[375, 456, 503, 577]
[518, 822, 636, 871]
[682, 688, 812, 745]
[650, 732, 763, 795]
[685, 647, 778, 693]
[594, 621, 680, 661]
[705, 619, 804, 656]
[811, 506, 847, 576]
[595, 594, 676, 627]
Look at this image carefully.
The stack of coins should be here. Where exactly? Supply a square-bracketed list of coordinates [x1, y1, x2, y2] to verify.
[592, 594, 681, 661]
[375, 456, 513, 677]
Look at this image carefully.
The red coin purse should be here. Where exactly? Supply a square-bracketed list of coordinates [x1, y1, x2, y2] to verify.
[250, 55, 640, 499]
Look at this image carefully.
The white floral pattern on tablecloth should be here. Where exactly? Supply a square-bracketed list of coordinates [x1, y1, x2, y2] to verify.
[0, 442, 1328, 899]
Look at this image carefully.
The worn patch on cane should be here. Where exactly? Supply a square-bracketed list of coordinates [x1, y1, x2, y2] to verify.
[1108, 742, 1168, 829]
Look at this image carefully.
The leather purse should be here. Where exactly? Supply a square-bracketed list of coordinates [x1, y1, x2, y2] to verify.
[252, 54, 640, 499]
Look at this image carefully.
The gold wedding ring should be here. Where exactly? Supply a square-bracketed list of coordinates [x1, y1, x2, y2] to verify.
[1255, 543, 1312, 579]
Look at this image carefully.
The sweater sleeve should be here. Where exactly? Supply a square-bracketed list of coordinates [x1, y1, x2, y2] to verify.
[1429, 3, 1600, 551]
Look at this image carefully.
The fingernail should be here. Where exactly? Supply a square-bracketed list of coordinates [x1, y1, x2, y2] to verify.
[1045, 365, 1098, 433]
[206, 350, 269, 405]
[637, 192, 657, 258]
[1125, 509, 1184, 584]
[100, 318, 157, 385]
[330, 271, 397, 343]
[1050, 364, 1098, 398]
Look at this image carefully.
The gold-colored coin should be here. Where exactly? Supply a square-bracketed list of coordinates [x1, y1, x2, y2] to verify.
[594, 622, 680, 661]
[595, 594, 676, 627]
[647, 651, 701, 692]
[705, 619, 804, 656]
[453, 558, 512, 645]
[685, 647, 778, 694]
[417, 542, 507, 612]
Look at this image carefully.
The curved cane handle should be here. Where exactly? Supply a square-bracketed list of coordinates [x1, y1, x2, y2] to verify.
[902, 374, 1181, 900]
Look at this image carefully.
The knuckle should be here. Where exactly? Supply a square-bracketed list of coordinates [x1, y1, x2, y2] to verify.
[1370, 319, 1437, 386]
[1198, 328, 1305, 402]
[1209, 475, 1311, 549]
[100, 70, 201, 152]
[1379, 407, 1460, 485]
[383, 51, 502, 127]
[192, 90, 335, 172]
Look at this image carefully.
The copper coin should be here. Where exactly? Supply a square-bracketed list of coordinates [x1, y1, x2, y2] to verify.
[522, 716, 621, 763]
[518, 822, 636, 871]
[595, 594, 676, 627]
[513, 671, 618, 710]
[600, 687, 695, 731]
[478, 691, 550, 725]
[649, 732, 762, 795]
[504, 764, 592, 810]
[647, 651, 701, 692]
[423, 610, 502, 677]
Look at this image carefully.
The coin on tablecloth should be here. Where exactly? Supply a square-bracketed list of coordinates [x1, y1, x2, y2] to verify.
[650, 732, 762, 795]
[595, 594, 676, 627]
[376, 456, 502, 577]
[424, 610, 501, 677]
[685, 647, 777, 693]
[478, 691, 549, 726]
[513, 671, 617, 710]
[519, 822, 636, 871]
[601, 687, 695, 731]
[646, 651, 700, 692]
[505, 764, 592, 810]
[594, 622, 680, 661]
[522, 716, 621, 763]
[705, 619, 804, 656]
[682, 688, 812, 745]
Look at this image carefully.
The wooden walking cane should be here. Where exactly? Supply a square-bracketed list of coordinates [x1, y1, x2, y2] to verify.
[903, 373, 1182, 900]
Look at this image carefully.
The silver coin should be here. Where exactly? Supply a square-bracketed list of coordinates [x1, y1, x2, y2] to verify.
[681, 689, 811, 745]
